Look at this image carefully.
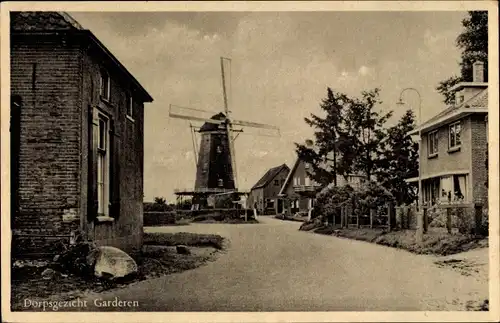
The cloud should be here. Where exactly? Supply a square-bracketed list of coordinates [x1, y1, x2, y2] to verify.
[358, 65, 373, 76]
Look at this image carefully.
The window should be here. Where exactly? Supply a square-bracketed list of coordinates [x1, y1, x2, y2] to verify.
[100, 69, 110, 101]
[449, 122, 461, 149]
[126, 92, 133, 119]
[97, 114, 109, 216]
[304, 162, 310, 169]
[453, 175, 466, 201]
[274, 179, 279, 186]
[218, 179, 224, 187]
[281, 179, 285, 186]
[428, 130, 438, 156]
[216, 145, 222, 153]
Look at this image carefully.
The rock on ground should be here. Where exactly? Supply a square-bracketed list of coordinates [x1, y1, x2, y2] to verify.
[176, 245, 191, 255]
[93, 246, 138, 279]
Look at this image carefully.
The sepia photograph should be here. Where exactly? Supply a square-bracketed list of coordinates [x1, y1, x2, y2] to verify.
[1, 1, 498, 322]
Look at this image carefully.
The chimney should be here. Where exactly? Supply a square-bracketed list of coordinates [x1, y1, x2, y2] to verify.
[472, 61, 484, 83]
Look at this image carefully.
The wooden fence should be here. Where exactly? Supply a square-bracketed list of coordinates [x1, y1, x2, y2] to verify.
[326, 202, 486, 235]
[396, 203, 486, 236]
[327, 202, 397, 230]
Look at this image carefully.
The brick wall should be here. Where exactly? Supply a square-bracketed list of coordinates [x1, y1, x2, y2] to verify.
[81, 43, 145, 254]
[11, 30, 148, 256]
[470, 114, 488, 204]
[10, 34, 83, 256]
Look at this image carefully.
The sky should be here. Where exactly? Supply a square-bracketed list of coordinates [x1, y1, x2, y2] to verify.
[70, 10, 467, 203]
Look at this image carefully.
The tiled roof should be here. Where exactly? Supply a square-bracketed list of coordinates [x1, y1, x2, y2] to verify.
[420, 88, 488, 129]
[11, 11, 84, 31]
[252, 164, 289, 190]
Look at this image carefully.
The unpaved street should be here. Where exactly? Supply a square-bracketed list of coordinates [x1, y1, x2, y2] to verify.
[78, 217, 487, 311]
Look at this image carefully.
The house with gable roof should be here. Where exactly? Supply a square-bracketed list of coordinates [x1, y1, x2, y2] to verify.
[10, 12, 153, 256]
[407, 61, 488, 206]
[247, 164, 290, 214]
[278, 142, 366, 216]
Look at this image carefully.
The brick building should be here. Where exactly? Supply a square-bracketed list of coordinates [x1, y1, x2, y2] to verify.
[247, 164, 290, 214]
[407, 61, 488, 206]
[10, 12, 153, 257]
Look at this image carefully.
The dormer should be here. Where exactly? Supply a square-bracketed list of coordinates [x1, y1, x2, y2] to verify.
[450, 61, 488, 106]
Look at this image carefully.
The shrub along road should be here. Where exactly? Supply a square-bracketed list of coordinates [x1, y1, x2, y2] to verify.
[76, 217, 487, 311]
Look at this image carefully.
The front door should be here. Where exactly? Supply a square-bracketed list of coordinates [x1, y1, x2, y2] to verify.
[277, 199, 283, 214]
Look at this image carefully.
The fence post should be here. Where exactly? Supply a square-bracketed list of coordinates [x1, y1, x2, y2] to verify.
[346, 204, 352, 228]
[416, 210, 424, 244]
[446, 207, 452, 234]
[474, 203, 483, 235]
[388, 202, 395, 231]
[404, 206, 409, 229]
[423, 206, 428, 234]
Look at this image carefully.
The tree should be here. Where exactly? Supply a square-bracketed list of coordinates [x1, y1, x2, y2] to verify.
[343, 88, 392, 180]
[296, 88, 392, 186]
[377, 109, 419, 206]
[436, 11, 488, 105]
[295, 88, 348, 186]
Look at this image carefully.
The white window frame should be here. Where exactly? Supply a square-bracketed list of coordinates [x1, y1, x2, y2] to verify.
[96, 112, 110, 216]
[100, 69, 110, 101]
[428, 130, 439, 156]
[449, 121, 462, 149]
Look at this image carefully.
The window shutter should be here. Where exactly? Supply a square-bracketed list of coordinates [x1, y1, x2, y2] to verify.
[88, 107, 99, 221]
[109, 118, 121, 218]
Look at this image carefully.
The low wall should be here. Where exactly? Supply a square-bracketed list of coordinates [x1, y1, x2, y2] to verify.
[144, 208, 255, 226]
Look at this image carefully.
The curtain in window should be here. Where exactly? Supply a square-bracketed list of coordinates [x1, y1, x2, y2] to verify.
[440, 176, 453, 201]
[458, 175, 467, 201]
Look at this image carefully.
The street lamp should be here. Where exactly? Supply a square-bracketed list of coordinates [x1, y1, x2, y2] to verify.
[397, 88, 422, 211]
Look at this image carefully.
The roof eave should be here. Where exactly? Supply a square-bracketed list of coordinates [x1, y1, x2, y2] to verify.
[408, 107, 488, 136]
[86, 31, 154, 102]
[449, 82, 488, 92]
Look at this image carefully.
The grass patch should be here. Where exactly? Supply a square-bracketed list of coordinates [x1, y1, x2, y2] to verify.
[143, 232, 225, 250]
[306, 226, 488, 256]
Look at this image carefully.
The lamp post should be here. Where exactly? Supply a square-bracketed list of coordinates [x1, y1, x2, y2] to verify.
[397, 88, 422, 211]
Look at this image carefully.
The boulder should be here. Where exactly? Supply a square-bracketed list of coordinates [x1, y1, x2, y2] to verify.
[176, 245, 191, 255]
[93, 246, 138, 279]
[41, 268, 55, 280]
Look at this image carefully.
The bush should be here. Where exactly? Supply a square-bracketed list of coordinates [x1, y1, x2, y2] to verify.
[144, 211, 177, 226]
[144, 202, 173, 212]
[314, 180, 395, 222]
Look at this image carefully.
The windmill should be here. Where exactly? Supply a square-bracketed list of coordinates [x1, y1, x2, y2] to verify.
[170, 57, 280, 208]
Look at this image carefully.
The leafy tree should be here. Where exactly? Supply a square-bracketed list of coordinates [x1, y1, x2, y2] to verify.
[437, 11, 488, 105]
[154, 196, 167, 206]
[343, 88, 392, 179]
[296, 88, 391, 186]
[295, 88, 347, 186]
[377, 109, 419, 205]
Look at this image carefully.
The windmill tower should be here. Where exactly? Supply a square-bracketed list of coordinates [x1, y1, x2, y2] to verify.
[170, 57, 280, 207]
